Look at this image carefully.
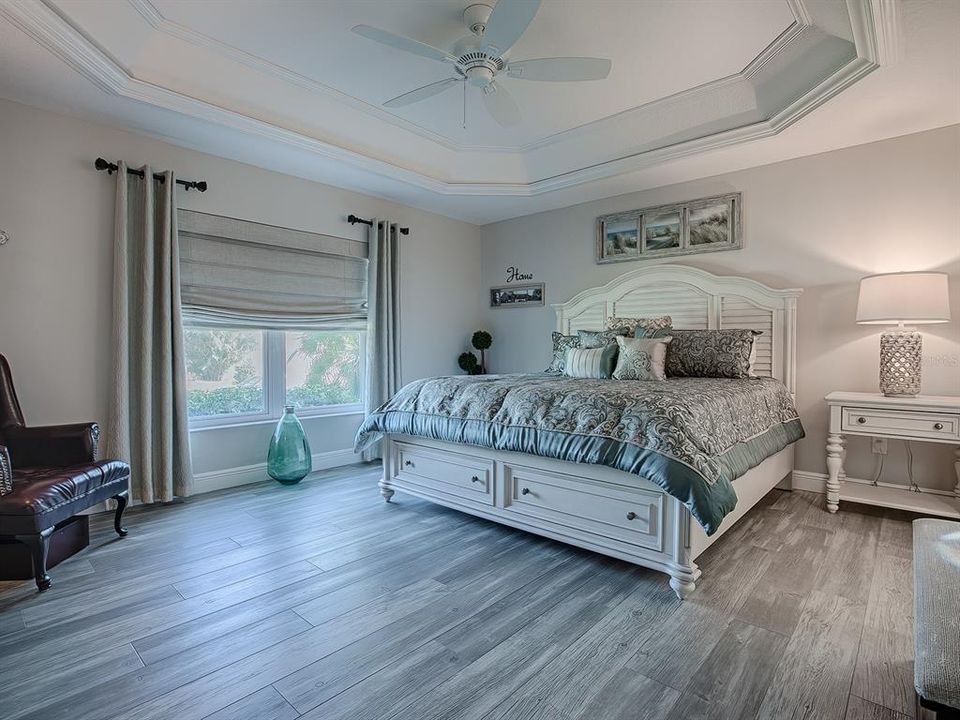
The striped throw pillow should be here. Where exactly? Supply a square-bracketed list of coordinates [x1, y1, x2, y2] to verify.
[563, 345, 618, 379]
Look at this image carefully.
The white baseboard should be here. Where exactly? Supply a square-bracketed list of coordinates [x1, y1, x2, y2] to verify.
[791, 470, 828, 493]
[791, 469, 956, 497]
[193, 448, 362, 494]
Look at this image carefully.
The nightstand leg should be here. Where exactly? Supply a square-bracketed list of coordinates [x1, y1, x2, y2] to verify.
[826, 433, 844, 513]
[954, 448, 960, 499]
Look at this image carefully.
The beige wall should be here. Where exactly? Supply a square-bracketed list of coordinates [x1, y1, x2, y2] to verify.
[0, 98, 483, 479]
[481, 125, 960, 490]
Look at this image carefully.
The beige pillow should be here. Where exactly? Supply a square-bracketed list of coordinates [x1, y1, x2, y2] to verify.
[605, 316, 672, 336]
[612, 336, 672, 381]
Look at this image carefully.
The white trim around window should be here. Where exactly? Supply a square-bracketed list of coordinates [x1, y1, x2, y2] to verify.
[186, 327, 366, 430]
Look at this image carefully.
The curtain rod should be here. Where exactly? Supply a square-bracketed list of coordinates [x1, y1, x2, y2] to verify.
[95, 158, 208, 192]
[347, 214, 409, 235]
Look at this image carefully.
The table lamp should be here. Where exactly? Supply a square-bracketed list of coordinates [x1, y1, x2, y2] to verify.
[856, 271, 951, 396]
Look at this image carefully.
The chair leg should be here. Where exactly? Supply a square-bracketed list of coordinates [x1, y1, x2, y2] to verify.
[15, 527, 53, 592]
[112, 491, 129, 537]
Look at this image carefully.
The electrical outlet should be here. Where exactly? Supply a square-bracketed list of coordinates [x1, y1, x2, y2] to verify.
[871, 438, 888, 455]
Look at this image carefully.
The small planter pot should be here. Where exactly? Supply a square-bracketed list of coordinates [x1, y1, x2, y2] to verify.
[267, 405, 312, 485]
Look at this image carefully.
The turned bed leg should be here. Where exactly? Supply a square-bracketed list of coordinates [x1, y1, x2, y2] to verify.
[16, 527, 54, 592]
[668, 564, 698, 600]
[112, 491, 129, 537]
[378, 478, 394, 503]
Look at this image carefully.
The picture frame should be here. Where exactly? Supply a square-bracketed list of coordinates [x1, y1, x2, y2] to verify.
[596, 192, 741, 264]
[490, 283, 544, 308]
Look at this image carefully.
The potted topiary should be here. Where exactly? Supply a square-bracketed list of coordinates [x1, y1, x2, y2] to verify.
[472, 330, 492, 374]
[458, 352, 481, 375]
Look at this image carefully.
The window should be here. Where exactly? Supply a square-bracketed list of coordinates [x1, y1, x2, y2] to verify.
[185, 327, 364, 427]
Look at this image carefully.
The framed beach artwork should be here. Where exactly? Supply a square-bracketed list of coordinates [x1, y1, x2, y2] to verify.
[596, 192, 741, 263]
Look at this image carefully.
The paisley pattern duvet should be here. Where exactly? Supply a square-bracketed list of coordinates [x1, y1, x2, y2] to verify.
[355, 374, 804, 534]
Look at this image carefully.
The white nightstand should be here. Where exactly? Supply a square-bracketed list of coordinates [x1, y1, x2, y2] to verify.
[825, 391, 960, 517]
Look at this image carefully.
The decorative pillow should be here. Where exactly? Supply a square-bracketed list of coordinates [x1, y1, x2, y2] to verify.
[612, 335, 672, 381]
[665, 329, 761, 379]
[604, 316, 672, 336]
[578, 327, 629, 349]
[563, 345, 618, 379]
[545, 332, 580, 374]
[634, 326, 674, 339]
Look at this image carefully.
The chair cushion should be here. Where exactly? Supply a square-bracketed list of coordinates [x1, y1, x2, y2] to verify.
[0, 460, 130, 535]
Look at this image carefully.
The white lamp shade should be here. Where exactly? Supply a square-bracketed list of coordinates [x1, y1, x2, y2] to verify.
[856, 272, 951, 324]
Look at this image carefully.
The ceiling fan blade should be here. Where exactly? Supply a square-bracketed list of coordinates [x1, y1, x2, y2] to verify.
[506, 57, 612, 82]
[480, 0, 542, 57]
[352, 24, 455, 64]
[481, 81, 521, 127]
[384, 78, 462, 108]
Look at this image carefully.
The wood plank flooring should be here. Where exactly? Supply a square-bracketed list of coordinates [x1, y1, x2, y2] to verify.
[0, 463, 919, 720]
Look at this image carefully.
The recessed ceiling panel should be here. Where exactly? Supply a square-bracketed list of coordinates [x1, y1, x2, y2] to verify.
[146, 0, 796, 147]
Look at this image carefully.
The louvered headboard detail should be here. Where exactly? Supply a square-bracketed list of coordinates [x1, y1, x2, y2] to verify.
[553, 265, 802, 395]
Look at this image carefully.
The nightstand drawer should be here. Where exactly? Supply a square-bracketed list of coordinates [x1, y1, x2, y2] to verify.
[841, 406, 960, 441]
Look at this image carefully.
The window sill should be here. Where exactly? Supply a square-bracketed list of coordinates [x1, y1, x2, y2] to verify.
[189, 406, 365, 433]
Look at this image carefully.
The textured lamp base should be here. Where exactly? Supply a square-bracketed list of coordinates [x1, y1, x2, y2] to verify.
[879, 328, 921, 396]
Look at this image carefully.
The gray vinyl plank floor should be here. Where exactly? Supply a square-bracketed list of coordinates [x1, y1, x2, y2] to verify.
[0, 462, 920, 720]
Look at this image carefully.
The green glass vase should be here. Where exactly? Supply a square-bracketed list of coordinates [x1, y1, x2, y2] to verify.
[267, 405, 312, 485]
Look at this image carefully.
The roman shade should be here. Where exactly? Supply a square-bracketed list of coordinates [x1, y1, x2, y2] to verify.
[177, 210, 368, 330]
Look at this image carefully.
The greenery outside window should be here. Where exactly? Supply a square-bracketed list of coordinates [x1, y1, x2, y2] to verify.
[185, 326, 365, 428]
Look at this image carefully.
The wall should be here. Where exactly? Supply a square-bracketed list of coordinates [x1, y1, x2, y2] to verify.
[0, 98, 483, 490]
[481, 125, 960, 490]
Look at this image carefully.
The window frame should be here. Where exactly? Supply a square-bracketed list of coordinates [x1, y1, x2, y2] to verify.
[186, 326, 366, 430]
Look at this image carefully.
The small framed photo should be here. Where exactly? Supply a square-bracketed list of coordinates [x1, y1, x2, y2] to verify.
[490, 283, 544, 308]
[642, 205, 682, 253]
[596, 213, 641, 264]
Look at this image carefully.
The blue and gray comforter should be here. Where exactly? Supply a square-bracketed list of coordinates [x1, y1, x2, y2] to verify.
[355, 374, 804, 534]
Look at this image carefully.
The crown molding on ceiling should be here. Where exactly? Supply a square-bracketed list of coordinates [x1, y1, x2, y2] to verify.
[123, 0, 811, 155]
[1, 0, 901, 201]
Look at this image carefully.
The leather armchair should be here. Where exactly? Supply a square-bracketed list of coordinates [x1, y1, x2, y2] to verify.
[0, 354, 130, 590]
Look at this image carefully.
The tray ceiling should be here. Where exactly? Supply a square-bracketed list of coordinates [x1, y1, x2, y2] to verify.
[1, 0, 951, 223]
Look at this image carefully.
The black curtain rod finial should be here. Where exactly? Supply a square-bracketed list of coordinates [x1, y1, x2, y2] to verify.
[348, 214, 409, 235]
[94, 157, 207, 192]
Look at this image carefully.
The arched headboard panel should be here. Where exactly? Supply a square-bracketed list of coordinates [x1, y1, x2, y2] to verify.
[553, 265, 802, 395]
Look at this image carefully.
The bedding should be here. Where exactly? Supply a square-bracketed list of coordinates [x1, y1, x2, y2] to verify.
[563, 345, 618, 379]
[545, 332, 581, 374]
[355, 374, 804, 534]
[604, 315, 673, 335]
[664, 328, 760, 379]
[612, 335, 672, 381]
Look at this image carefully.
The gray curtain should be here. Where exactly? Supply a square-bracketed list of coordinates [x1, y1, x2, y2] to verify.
[362, 220, 402, 461]
[104, 163, 193, 503]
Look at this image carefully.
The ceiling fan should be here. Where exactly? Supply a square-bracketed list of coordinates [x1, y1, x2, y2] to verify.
[352, 0, 611, 128]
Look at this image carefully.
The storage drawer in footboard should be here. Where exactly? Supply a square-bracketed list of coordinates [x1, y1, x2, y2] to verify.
[502, 462, 664, 552]
[393, 441, 494, 505]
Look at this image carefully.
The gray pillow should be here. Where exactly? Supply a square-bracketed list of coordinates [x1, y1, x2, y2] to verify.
[634, 326, 673, 339]
[612, 336, 672, 381]
[578, 327, 629, 349]
[665, 329, 761, 379]
[563, 344, 619, 379]
[545, 332, 580, 374]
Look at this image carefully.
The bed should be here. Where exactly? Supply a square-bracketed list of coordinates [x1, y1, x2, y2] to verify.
[356, 265, 803, 598]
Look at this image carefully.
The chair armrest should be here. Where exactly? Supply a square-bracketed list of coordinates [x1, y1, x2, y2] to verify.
[0, 445, 12, 495]
[2, 423, 100, 468]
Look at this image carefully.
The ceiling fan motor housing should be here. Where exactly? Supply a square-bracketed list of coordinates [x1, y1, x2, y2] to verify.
[459, 53, 504, 86]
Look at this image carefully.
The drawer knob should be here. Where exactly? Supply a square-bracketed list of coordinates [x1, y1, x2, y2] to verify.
[403, 460, 414, 467]
[856, 417, 867, 424]
[626, 511, 638, 521]
[471, 475, 482, 483]
[934, 422, 944, 431]
[520, 487, 531, 496]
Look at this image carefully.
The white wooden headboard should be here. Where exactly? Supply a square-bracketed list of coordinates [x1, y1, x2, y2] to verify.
[553, 265, 802, 395]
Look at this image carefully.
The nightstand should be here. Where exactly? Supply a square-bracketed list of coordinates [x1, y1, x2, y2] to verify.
[825, 392, 960, 517]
